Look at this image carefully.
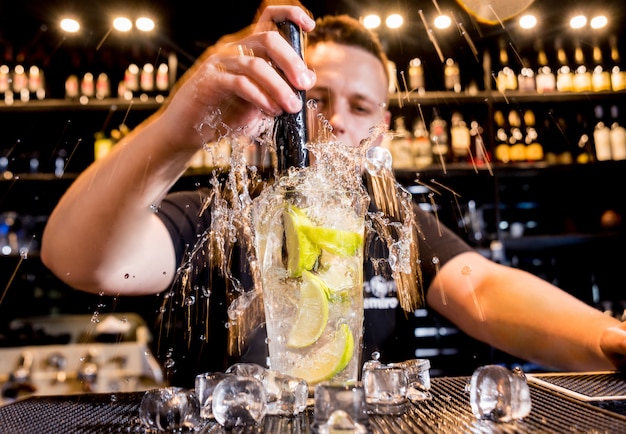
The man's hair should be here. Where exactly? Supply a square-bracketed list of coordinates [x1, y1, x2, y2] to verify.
[307, 14, 390, 84]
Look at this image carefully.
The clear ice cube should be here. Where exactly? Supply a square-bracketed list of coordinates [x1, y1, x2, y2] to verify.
[312, 382, 369, 433]
[362, 361, 408, 415]
[469, 365, 532, 422]
[212, 375, 266, 428]
[138, 387, 201, 432]
[226, 362, 308, 415]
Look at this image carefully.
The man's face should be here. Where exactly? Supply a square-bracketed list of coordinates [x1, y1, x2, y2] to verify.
[305, 42, 390, 148]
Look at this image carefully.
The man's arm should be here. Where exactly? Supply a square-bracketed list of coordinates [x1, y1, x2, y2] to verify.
[427, 251, 626, 371]
[41, 4, 317, 296]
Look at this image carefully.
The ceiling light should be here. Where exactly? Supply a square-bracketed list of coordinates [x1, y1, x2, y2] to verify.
[135, 17, 155, 32]
[113, 16, 133, 32]
[569, 15, 587, 29]
[590, 15, 608, 29]
[519, 14, 537, 29]
[362, 14, 381, 29]
[385, 14, 404, 29]
[434, 14, 452, 29]
[60, 18, 80, 33]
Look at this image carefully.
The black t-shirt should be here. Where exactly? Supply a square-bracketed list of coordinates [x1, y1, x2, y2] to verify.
[154, 187, 472, 387]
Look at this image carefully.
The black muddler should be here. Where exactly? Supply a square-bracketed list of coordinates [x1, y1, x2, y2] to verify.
[274, 20, 309, 174]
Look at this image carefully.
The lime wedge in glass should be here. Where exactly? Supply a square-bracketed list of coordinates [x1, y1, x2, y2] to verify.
[287, 270, 329, 348]
[290, 323, 354, 384]
[300, 226, 363, 257]
[283, 205, 320, 277]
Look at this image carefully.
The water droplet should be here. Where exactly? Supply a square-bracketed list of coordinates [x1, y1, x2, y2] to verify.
[164, 358, 175, 368]
[461, 265, 472, 276]
[306, 98, 318, 110]
[432, 256, 440, 265]
[184, 296, 196, 306]
[124, 273, 130, 279]
[371, 351, 381, 361]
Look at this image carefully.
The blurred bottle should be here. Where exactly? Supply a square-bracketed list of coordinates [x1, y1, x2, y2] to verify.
[493, 110, 510, 163]
[65, 74, 80, 100]
[412, 118, 432, 168]
[573, 43, 592, 92]
[81, 72, 95, 99]
[28, 65, 45, 100]
[156, 63, 170, 93]
[555, 40, 574, 92]
[387, 60, 398, 94]
[609, 105, 626, 161]
[450, 112, 471, 163]
[518, 62, 536, 92]
[609, 35, 626, 91]
[0, 65, 9, 97]
[469, 120, 488, 165]
[496, 41, 517, 92]
[535, 42, 556, 93]
[523, 110, 544, 163]
[507, 110, 526, 162]
[593, 105, 612, 161]
[94, 131, 114, 161]
[543, 114, 572, 164]
[95, 73, 111, 100]
[408, 58, 425, 94]
[444, 58, 461, 93]
[390, 117, 413, 170]
[572, 113, 593, 164]
[591, 44, 611, 92]
[140, 63, 155, 94]
[430, 108, 449, 164]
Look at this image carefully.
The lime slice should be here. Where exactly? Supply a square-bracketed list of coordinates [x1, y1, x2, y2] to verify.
[283, 205, 320, 277]
[300, 226, 363, 257]
[287, 270, 329, 348]
[290, 323, 354, 384]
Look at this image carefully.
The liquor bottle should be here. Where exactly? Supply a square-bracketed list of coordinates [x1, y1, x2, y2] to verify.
[390, 117, 413, 170]
[507, 110, 526, 162]
[469, 120, 488, 165]
[28, 65, 45, 100]
[408, 58, 425, 94]
[609, 105, 626, 161]
[591, 44, 611, 92]
[535, 42, 556, 93]
[95, 73, 111, 100]
[493, 110, 510, 163]
[593, 105, 612, 161]
[412, 118, 432, 168]
[556, 40, 574, 92]
[496, 41, 517, 92]
[609, 35, 626, 91]
[573, 43, 592, 92]
[450, 112, 471, 162]
[518, 60, 536, 92]
[571, 113, 593, 164]
[444, 58, 461, 93]
[523, 110, 544, 162]
[430, 108, 449, 164]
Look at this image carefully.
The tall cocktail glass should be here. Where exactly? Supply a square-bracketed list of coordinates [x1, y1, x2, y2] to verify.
[253, 185, 368, 386]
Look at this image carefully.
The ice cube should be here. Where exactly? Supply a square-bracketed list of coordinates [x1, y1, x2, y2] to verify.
[138, 387, 201, 432]
[389, 358, 432, 402]
[195, 372, 231, 419]
[212, 375, 266, 428]
[312, 382, 369, 433]
[469, 365, 532, 422]
[362, 361, 408, 415]
[226, 362, 308, 415]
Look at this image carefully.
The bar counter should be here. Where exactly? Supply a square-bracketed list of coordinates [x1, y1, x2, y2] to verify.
[2, 373, 626, 433]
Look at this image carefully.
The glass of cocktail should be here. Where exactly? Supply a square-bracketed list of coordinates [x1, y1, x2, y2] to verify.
[253, 183, 368, 385]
